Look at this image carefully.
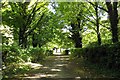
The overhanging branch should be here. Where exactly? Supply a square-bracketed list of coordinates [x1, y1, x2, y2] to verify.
[26, 13, 45, 36]
[86, 0, 108, 12]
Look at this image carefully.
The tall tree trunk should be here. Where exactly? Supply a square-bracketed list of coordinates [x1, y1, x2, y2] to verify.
[71, 22, 82, 48]
[95, 2, 101, 45]
[38, 28, 42, 48]
[77, 17, 82, 48]
[75, 35, 82, 48]
[32, 33, 38, 47]
[23, 35, 27, 48]
[106, 1, 118, 43]
[19, 28, 22, 47]
[19, 27, 27, 48]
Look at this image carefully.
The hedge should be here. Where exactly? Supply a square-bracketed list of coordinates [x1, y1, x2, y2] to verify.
[70, 42, 120, 69]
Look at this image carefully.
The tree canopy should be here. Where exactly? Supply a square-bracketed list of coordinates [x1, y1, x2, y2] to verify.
[1, 1, 120, 79]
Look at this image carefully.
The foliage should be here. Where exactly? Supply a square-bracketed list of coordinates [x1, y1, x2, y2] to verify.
[45, 50, 53, 56]
[2, 44, 46, 67]
[2, 44, 22, 66]
[70, 48, 84, 59]
[2, 44, 48, 78]
[3, 63, 31, 78]
[70, 42, 120, 69]
[0, 25, 14, 45]
[2, 2, 50, 48]
[29, 47, 46, 62]
[61, 49, 70, 55]
[1, 1, 120, 78]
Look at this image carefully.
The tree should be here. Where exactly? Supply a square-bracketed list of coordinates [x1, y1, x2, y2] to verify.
[83, 2, 102, 45]
[87, 0, 119, 43]
[55, 2, 86, 48]
[95, 2, 101, 45]
[70, 21, 82, 48]
[2, 2, 48, 48]
[106, 0, 119, 43]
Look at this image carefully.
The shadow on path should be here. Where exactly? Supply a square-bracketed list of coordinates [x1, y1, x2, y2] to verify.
[7, 55, 119, 80]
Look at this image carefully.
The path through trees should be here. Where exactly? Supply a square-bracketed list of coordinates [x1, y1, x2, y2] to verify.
[8, 55, 118, 79]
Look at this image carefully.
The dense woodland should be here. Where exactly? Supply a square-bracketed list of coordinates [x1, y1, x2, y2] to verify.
[1, 0, 120, 79]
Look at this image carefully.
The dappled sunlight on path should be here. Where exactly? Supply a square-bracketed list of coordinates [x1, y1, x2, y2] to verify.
[10, 54, 118, 79]
[23, 55, 72, 79]
[18, 55, 94, 79]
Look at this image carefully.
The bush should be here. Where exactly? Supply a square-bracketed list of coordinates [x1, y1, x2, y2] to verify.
[105, 42, 120, 68]
[70, 48, 83, 59]
[3, 63, 31, 78]
[70, 42, 120, 69]
[45, 50, 53, 56]
[20, 49, 32, 62]
[29, 47, 46, 62]
[87, 43, 120, 69]
[61, 49, 70, 55]
[2, 45, 47, 78]
[2, 45, 24, 66]
[2, 44, 47, 66]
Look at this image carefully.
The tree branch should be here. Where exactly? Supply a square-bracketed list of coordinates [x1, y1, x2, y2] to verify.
[26, 2, 38, 27]
[35, 2, 48, 12]
[26, 13, 45, 36]
[82, 4, 96, 20]
[26, 2, 47, 29]
[86, 0, 108, 12]
[82, 14, 96, 25]
[99, 23, 111, 31]
[85, 23, 97, 32]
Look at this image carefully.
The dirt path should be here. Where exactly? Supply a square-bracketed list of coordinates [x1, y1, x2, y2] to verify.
[8, 55, 118, 80]
[15, 55, 116, 80]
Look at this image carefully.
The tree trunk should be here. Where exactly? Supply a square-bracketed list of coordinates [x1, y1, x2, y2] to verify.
[32, 33, 38, 47]
[19, 27, 27, 48]
[106, 2, 118, 43]
[71, 22, 82, 48]
[75, 36, 82, 48]
[95, 2, 101, 45]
